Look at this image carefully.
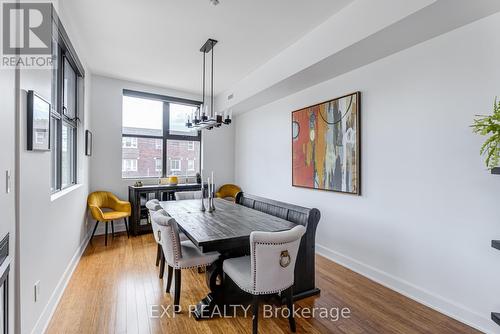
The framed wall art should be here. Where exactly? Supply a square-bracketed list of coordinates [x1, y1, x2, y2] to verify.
[85, 130, 93, 156]
[292, 92, 360, 195]
[27, 90, 51, 151]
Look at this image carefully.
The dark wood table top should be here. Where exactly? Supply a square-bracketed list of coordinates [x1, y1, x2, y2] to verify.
[160, 199, 297, 253]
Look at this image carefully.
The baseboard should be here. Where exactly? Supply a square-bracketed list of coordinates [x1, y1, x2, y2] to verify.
[316, 244, 492, 334]
[31, 231, 91, 334]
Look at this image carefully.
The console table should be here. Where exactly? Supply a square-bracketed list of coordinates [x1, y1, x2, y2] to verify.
[128, 183, 207, 235]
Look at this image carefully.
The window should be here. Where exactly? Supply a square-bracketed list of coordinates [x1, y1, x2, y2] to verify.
[166, 140, 200, 176]
[155, 159, 162, 172]
[35, 131, 46, 145]
[170, 159, 181, 172]
[122, 159, 138, 172]
[50, 27, 83, 193]
[169, 103, 199, 137]
[121, 90, 201, 178]
[122, 137, 138, 148]
[61, 124, 76, 188]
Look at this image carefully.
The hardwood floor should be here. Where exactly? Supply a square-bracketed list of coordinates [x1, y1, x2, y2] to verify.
[47, 233, 479, 334]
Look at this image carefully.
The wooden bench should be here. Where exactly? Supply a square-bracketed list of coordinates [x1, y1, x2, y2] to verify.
[235, 192, 321, 300]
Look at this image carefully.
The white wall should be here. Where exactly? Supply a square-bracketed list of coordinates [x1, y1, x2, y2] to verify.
[89, 75, 234, 232]
[16, 2, 92, 333]
[234, 13, 500, 333]
[0, 62, 17, 334]
[216, 0, 435, 112]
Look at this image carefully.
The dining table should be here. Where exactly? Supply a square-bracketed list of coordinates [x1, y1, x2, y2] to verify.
[160, 198, 303, 319]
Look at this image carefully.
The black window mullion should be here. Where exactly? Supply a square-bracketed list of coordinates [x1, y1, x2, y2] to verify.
[164, 133, 201, 142]
[56, 46, 63, 191]
[162, 102, 169, 178]
[122, 134, 162, 140]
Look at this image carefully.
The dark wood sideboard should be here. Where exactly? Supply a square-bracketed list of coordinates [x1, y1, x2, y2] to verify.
[128, 183, 207, 235]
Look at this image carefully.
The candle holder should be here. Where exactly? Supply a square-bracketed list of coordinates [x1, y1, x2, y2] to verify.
[207, 195, 214, 213]
[200, 196, 206, 212]
[200, 180, 206, 212]
[210, 195, 216, 211]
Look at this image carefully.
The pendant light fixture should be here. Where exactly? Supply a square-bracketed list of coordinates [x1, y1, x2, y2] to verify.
[186, 38, 232, 130]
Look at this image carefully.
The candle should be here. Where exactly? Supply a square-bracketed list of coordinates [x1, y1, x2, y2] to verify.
[207, 177, 211, 198]
[211, 171, 214, 198]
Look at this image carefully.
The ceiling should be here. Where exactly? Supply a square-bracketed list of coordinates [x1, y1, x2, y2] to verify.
[60, 0, 352, 96]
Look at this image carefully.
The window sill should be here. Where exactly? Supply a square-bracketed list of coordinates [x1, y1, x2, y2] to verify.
[50, 184, 83, 202]
[122, 177, 162, 181]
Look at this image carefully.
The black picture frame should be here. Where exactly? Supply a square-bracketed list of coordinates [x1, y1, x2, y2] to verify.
[27, 91, 51, 151]
[85, 130, 93, 156]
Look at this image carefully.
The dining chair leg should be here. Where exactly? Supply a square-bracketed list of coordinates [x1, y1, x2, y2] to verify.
[166, 265, 173, 293]
[173, 269, 181, 312]
[123, 217, 130, 238]
[111, 220, 115, 237]
[90, 221, 99, 242]
[159, 252, 165, 279]
[284, 287, 296, 333]
[252, 295, 259, 334]
[105, 221, 109, 246]
[156, 244, 161, 266]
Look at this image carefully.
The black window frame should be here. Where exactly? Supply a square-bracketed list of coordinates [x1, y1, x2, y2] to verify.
[122, 89, 202, 179]
[50, 7, 85, 193]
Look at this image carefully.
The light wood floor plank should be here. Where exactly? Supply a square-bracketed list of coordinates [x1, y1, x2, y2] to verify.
[46, 233, 480, 334]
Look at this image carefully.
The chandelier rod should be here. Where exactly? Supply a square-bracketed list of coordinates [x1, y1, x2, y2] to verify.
[211, 39, 214, 119]
[202, 49, 206, 108]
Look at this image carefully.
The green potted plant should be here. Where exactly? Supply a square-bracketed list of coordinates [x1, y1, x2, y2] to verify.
[472, 98, 500, 170]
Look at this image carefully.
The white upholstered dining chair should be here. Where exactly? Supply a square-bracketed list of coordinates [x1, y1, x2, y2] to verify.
[146, 199, 167, 278]
[152, 209, 220, 311]
[174, 190, 203, 200]
[147, 199, 189, 275]
[223, 225, 306, 334]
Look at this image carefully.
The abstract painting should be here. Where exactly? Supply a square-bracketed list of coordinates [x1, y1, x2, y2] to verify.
[292, 92, 360, 195]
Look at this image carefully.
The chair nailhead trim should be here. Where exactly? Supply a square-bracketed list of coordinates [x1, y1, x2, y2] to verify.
[228, 274, 292, 295]
[252, 241, 295, 294]
[169, 226, 182, 265]
[165, 261, 214, 270]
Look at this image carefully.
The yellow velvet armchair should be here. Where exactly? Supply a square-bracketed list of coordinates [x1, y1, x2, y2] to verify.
[87, 191, 131, 246]
[215, 184, 242, 202]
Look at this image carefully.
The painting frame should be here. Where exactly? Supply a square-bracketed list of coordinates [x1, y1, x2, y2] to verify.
[85, 130, 93, 156]
[27, 90, 51, 151]
[292, 91, 361, 195]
